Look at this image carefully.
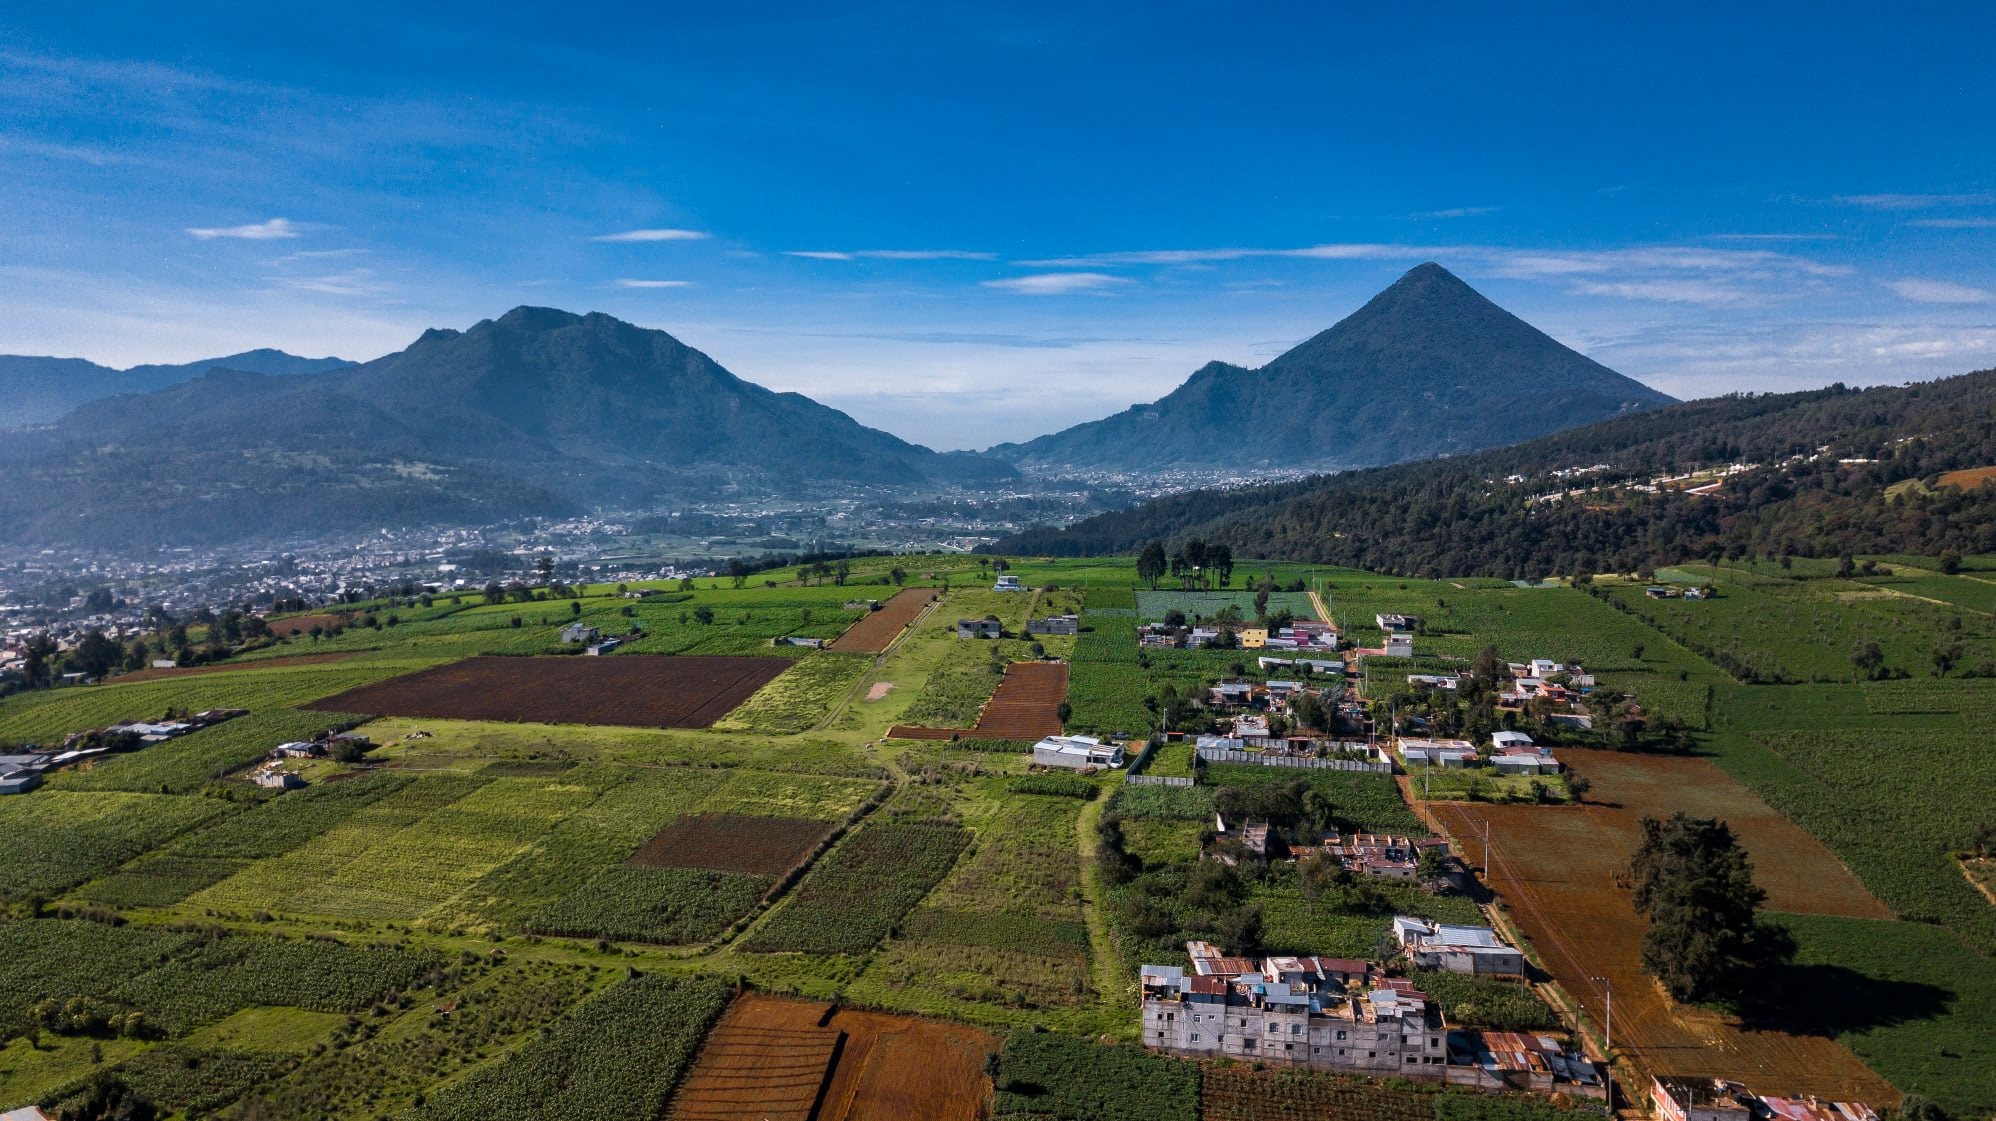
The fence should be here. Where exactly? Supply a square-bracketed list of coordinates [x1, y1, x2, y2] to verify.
[1124, 774, 1195, 788]
[1195, 747, 1391, 773]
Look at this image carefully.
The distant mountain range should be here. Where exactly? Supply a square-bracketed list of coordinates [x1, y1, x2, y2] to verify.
[0, 349, 353, 429]
[0, 308, 1014, 548]
[0, 267, 1684, 551]
[988, 263, 1674, 473]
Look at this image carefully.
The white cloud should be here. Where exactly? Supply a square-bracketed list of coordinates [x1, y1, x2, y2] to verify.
[1414, 206, 1499, 219]
[591, 228, 709, 242]
[186, 217, 300, 240]
[981, 272, 1132, 295]
[614, 278, 693, 288]
[1831, 192, 1996, 210]
[1885, 278, 1992, 304]
[277, 268, 389, 297]
[1910, 217, 1996, 229]
[786, 249, 996, 261]
[1568, 279, 1768, 307]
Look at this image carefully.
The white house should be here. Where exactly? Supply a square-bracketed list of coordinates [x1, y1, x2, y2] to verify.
[993, 574, 1024, 592]
[1392, 917, 1526, 977]
[1491, 730, 1535, 750]
[1033, 735, 1124, 769]
[1384, 633, 1414, 658]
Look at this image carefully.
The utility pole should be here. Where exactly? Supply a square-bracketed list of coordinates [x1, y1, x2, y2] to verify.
[1592, 974, 1614, 1110]
[1482, 820, 1492, 878]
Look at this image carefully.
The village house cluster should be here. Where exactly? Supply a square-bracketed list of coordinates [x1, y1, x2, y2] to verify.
[1652, 1076, 1878, 1121]
[1140, 939, 1602, 1096]
[1140, 618, 1341, 651]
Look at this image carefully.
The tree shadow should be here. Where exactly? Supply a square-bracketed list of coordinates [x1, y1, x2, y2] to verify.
[1735, 960, 1953, 1035]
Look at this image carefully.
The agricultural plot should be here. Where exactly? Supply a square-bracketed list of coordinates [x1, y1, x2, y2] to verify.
[528, 864, 772, 944]
[1204, 763, 1424, 834]
[406, 974, 732, 1121]
[1601, 574, 1996, 684]
[853, 783, 1095, 1017]
[303, 654, 790, 728]
[1200, 1067, 1599, 1121]
[669, 994, 996, 1121]
[1428, 746, 1897, 1104]
[80, 770, 413, 908]
[111, 650, 360, 682]
[829, 587, 936, 652]
[630, 812, 834, 875]
[990, 1031, 1198, 1121]
[59, 707, 361, 794]
[892, 661, 1069, 741]
[742, 821, 971, 955]
[710, 650, 872, 734]
[1706, 728, 1996, 953]
[0, 657, 411, 744]
[1134, 589, 1319, 622]
[0, 790, 235, 896]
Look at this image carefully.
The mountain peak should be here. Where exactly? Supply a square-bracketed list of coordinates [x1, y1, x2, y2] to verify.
[492, 305, 586, 331]
[989, 265, 1674, 472]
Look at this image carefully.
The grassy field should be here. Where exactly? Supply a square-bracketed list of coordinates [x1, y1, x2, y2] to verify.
[0, 552, 1987, 1118]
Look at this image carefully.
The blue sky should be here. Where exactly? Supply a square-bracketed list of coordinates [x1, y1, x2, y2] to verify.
[2, 2, 1993, 449]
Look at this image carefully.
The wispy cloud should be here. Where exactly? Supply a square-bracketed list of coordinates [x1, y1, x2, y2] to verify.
[1413, 206, 1499, 220]
[592, 228, 709, 242]
[187, 217, 301, 240]
[614, 278, 693, 288]
[276, 268, 388, 296]
[1702, 233, 1837, 242]
[1568, 279, 1768, 307]
[1910, 217, 1996, 229]
[1831, 192, 1996, 210]
[1885, 278, 1992, 304]
[785, 249, 996, 261]
[982, 272, 1131, 295]
[1016, 244, 1450, 268]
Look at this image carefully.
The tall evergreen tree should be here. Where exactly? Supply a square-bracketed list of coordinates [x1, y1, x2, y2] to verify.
[1630, 812, 1792, 1003]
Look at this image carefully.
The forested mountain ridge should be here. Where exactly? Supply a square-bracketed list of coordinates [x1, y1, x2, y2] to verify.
[0, 307, 1015, 548]
[0, 348, 353, 429]
[987, 263, 1674, 473]
[992, 368, 1996, 578]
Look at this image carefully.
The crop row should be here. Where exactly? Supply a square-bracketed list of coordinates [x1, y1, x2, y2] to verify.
[741, 821, 970, 954]
[526, 864, 771, 944]
[405, 974, 732, 1121]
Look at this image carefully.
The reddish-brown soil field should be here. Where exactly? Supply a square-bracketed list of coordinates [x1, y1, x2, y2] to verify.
[829, 589, 935, 653]
[1427, 748, 1896, 1105]
[669, 994, 994, 1121]
[263, 613, 351, 637]
[891, 660, 1068, 741]
[1938, 465, 1996, 489]
[301, 655, 788, 728]
[629, 813, 834, 876]
[114, 651, 359, 683]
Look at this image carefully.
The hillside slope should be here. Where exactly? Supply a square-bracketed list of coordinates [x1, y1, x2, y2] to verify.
[994, 369, 1996, 577]
[989, 263, 1673, 473]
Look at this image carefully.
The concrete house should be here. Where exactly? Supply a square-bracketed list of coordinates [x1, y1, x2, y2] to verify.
[1653, 1078, 1753, 1121]
[992, 574, 1024, 592]
[956, 617, 1003, 639]
[1025, 614, 1080, 636]
[1385, 633, 1414, 658]
[1142, 943, 1450, 1076]
[1033, 734, 1124, 769]
[1392, 917, 1526, 977]
[560, 622, 599, 645]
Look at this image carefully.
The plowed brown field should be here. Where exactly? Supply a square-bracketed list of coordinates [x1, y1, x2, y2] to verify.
[668, 994, 994, 1121]
[1429, 748, 1896, 1104]
[114, 651, 359, 683]
[830, 589, 934, 653]
[301, 655, 787, 728]
[263, 613, 351, 637]
[630, 813, 834, 876]
[890, 660, 1067, 741]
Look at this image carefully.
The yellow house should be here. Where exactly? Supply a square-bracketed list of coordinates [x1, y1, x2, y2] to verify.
[1238, 628, 1269, 649]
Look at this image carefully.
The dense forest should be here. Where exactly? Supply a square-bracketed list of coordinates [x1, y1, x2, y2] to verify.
[994, 368, 1996, 578]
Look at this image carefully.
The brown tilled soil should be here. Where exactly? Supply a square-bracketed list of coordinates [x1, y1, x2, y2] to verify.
[301, 655, 788, 728]
[890, 660, 1067, 742]
[113, 651, 359, 683]
[669, 994, 995, 1121]
[263, 613, 352, 637]
[629, 813, 834, 876]
[1938, 465, 1996, 489]
[829, 589, 935, 653]
[1429, 748, 1896, 1105]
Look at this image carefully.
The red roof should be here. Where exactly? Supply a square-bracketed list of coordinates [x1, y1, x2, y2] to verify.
[1189, 976, 1229, 995]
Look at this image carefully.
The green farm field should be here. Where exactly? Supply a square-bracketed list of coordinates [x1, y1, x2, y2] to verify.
[0, 551, 1989, 1118]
